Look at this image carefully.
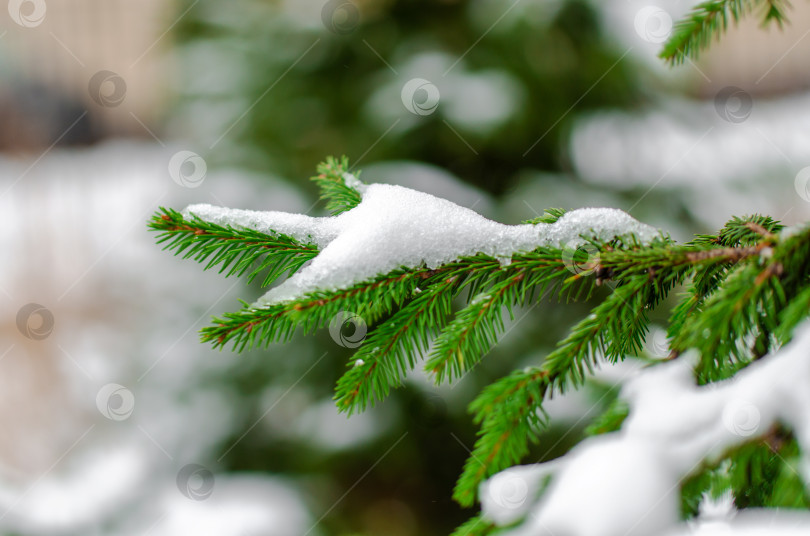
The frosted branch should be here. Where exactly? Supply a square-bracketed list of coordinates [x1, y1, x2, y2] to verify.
[482, 323, 810, 536]
[186, 183, 660, 305]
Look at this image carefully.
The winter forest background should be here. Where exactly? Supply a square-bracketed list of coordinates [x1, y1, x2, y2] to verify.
[2, 0, 810, 535]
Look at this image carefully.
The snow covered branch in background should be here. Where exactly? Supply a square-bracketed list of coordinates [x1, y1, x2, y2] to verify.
[185, 183, 660, 305]
[569, 93, 810, 231]
[482, 323, 810, 536]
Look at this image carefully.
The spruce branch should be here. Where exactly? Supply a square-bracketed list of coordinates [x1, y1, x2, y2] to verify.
[761, 0, 792, 27]
[148, 207, 319, 287]
[716, 214, 783, 246]
[671, 223, 810, 380]
[334, 252, 589, 412]
[204, 247, 590, 409]
[310, 155, 363, 214]
[667, 215, 783, 342]
[480, 324, 810, 534]
[661, 0, 753, 64]
[681, 427, 806, 515]
[659, 0, 790, 64]
[425, 252, 582, 384]
[453, 273, 676, 506]
[778, 284, 810, 340]
[672, 261, 783, 380]
[449, 515, 499, 536]
[426, 274, 526, 385]
[149, 155, 810, 534]
[201, 267, 430, 350]
[522, 207, 566, 225]
[451, 234, 782, 505]
[202, 303, 297, 351]
[334, 275, 458, 414]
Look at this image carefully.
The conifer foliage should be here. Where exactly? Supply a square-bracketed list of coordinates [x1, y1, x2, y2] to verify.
[150, 156, 810, 533]
[149, 10, 806, 534]
[660, 0, 792, 64]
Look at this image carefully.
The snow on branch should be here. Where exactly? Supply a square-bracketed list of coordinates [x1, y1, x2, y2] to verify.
[185, 183, 661, 306]
[481, 323, 810, 536]
[152, 157, 810, 534]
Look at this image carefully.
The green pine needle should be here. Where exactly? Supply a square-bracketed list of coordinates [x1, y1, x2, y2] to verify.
[425, 252, 578, 384]
[523, 207, 567, 225]
[660, 0, 752, 65]
[310, 155, 363, 214]
[148, 207, 318, 288]
[150, 157, 810, 534]
[453, 274, 670, 506]
[449, 515, 500, 536]
[661, 0, 792, 65]
[334, 277, 457, 414]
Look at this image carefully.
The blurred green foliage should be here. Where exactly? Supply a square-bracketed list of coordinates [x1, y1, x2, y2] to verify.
[175, 0, 645, 195]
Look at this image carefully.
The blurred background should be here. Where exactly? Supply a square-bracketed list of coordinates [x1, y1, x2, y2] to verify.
[1, 0, 810, 534]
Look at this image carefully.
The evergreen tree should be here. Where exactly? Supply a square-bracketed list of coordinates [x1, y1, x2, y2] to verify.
[152, 9, 809, 536]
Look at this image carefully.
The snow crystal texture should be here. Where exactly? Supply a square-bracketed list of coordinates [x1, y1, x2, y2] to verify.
[185, 182, 660, 305]
[481, 323, 810, 536]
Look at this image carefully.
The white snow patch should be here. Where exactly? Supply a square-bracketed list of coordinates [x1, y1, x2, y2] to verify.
[670, 509, 810, 535]
[697, 490, 736, 523]
[186, 183, 660, 306]
[0, 445, 146, 532]
[483, 323, 810, 535]
[295, 397, 387, 451]
[479, 460, 564, 526]
[183, 204, 337, 248]
[341, 172, 365, 191]
[151, 474, 310, 536]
